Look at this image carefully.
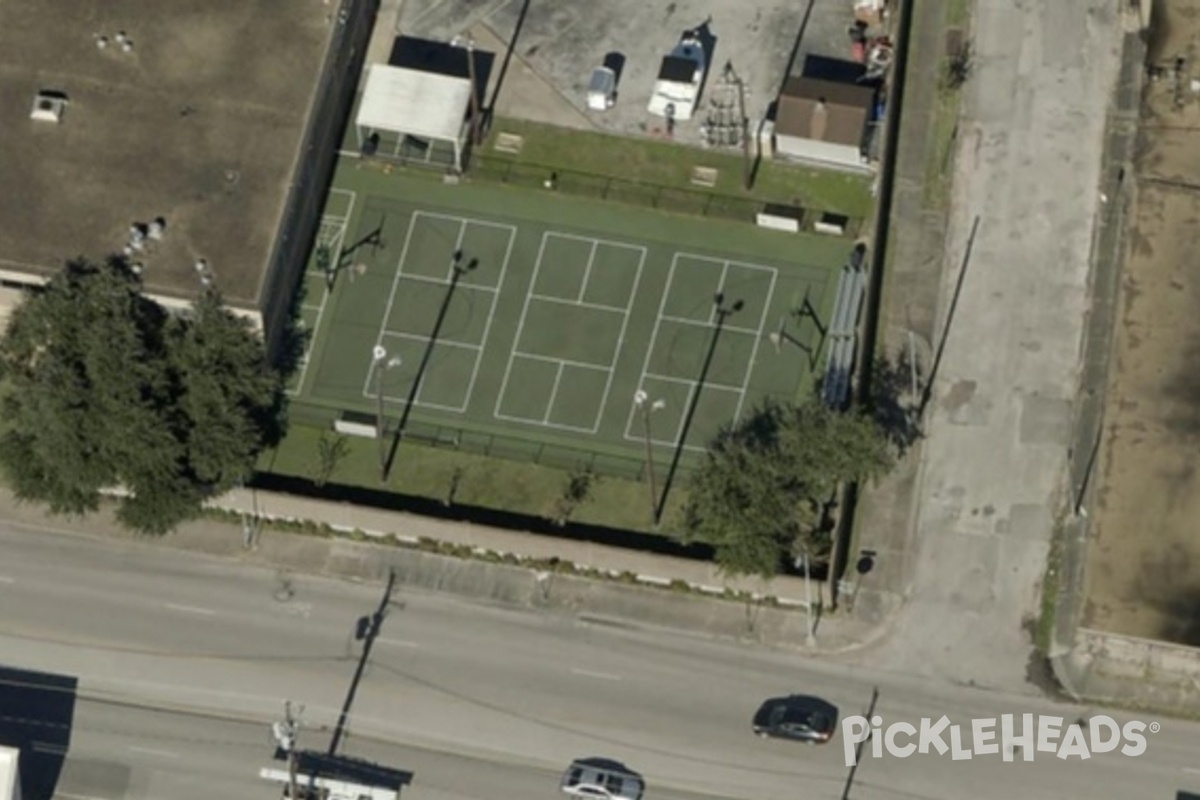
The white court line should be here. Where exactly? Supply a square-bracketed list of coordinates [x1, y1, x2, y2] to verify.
[378, 638, 422, 649]
[0, 576, 14, 584]
[392, 271, 502, 293]
[494, 232, 644, 433]
[461, 220, 517, 409]
[570, 668, 622, 681]
[372, 213, 515, 413]
[733, 266, 778, 422]
[640, 372, 748, 393]
[578, 239, 599, 302]
[658, 313, 764, 337]
[366, 212, 425, 398]
[629, 255, 681, 446]
[529, 293, 627, 314]
[380, 332, 482, 353]
[289, 190, 357, 397]
[513, 352, 611, 374]
[591, 245, 646, 433]
[542, 362, 566, 424]
[493, 233, 549, 421]
[630, 253, 779, 441]
[164, 603, 216, 616]
[129, 746, 179, 759]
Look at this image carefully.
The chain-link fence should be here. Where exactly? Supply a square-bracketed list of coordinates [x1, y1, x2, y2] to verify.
[470, 155, 766, 224]
[293, 403, 686, 482]
[398, 419, 655, 481]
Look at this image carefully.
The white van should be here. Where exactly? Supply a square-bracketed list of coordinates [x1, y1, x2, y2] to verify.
[586, 66, 616, 111]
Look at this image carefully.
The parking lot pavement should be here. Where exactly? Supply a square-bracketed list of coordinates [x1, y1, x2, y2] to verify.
[396, 0, 862, 145]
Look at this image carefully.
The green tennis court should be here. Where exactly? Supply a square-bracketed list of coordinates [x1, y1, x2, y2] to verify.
[289, 155, 850, 475]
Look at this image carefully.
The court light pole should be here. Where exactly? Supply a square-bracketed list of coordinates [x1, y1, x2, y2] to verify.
[634, 390, 666, 527]
[795, 545, 817, 647]
[372, 346, 402, 481]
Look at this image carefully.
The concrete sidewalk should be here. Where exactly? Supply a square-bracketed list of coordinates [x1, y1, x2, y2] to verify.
[0, 486, 884, 653]
[212, 486, 814, 602]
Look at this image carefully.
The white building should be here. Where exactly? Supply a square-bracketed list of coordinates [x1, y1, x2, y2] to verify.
[0, 746, 19, 800]
[772, 76, 874, 173]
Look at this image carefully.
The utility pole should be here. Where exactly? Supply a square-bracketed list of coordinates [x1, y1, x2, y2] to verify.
[372, 346, 401, 482]
[328, 569, 397, 756]
[796, 546, 816, 646]
[633, 391, 665, 527]
[841, 687, 879, 800]
[456, 37, 482, 146]
[271, 701, 303, 800]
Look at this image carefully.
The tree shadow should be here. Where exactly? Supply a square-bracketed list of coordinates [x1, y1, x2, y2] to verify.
[1161, 332, 1200, 441]
[867, 349, 924, 456]
[1134, 541, 1200, 646]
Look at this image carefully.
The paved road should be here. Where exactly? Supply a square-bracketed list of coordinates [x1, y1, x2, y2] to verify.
[3, 526, 1200, 800]
[870, 0, 1126, 691]
[47, 698, 723, 800]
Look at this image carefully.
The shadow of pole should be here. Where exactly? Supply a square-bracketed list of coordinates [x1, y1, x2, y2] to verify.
[382, 253, 477, 480]
[653, 293, 743, 525]
[917, 214, 980, 418]
[775, 0, 817, 97]
[328, 216, 385, 288]
[485, 0, 534, 126]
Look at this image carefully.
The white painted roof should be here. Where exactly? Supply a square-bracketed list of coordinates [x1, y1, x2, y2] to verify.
[0, 746, 18, 800]
[355, 64, 471, 144]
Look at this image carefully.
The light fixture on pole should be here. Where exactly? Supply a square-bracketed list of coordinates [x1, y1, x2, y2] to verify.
[372, 345, 401, 481]
[795, 546, 817, 647]
[634, 390, 665, 527]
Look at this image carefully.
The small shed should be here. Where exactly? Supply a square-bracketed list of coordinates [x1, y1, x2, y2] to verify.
[354, 64, 473, 171]
[773, 76, 874, 172]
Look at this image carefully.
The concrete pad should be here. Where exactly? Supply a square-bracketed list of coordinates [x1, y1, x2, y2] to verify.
[396, 0, 865, 147]
[867, 0, 1124, 692]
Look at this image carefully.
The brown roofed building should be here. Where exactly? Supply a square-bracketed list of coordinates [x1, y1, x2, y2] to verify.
[772, 76, 875, 172]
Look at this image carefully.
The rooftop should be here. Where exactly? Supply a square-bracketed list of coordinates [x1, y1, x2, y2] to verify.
[775, 76, 874, 145]
[0, 0, 331, 307]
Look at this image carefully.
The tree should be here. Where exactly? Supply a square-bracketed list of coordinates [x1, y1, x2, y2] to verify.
[0, 258, 283, 534]
[679, 398, 893, 578]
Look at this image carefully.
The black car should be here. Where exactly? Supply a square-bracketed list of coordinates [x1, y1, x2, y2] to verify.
[752, 695, 838, 743]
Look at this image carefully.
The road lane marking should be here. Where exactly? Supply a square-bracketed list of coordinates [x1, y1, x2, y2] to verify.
[0, 576, 13, 584]
[1184, 767, 1200, 775]
[129, 746, 179, 759]
[378, 638, 421, 649]
[163, 603, 216, 616]
[570, 668, 622, 681]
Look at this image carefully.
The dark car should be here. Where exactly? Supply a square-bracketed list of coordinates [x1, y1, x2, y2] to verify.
[752, 695, 838, 743]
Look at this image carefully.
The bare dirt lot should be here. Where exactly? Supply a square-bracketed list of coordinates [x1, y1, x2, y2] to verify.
[1085, 0, 1200, 645]
[0, 0, 329, 306]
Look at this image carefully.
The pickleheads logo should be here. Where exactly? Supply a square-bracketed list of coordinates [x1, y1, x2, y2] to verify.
[841, 715, 1159, 766]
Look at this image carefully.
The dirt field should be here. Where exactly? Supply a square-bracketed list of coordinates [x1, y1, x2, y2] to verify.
[1084, 0, 1200, 645]
[0, 0, 328, 306]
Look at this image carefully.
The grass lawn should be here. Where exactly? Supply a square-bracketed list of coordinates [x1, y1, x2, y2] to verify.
[481, 117, 874, 219]
[922, 0, 973, 209]
[260, 420, 690, 534]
